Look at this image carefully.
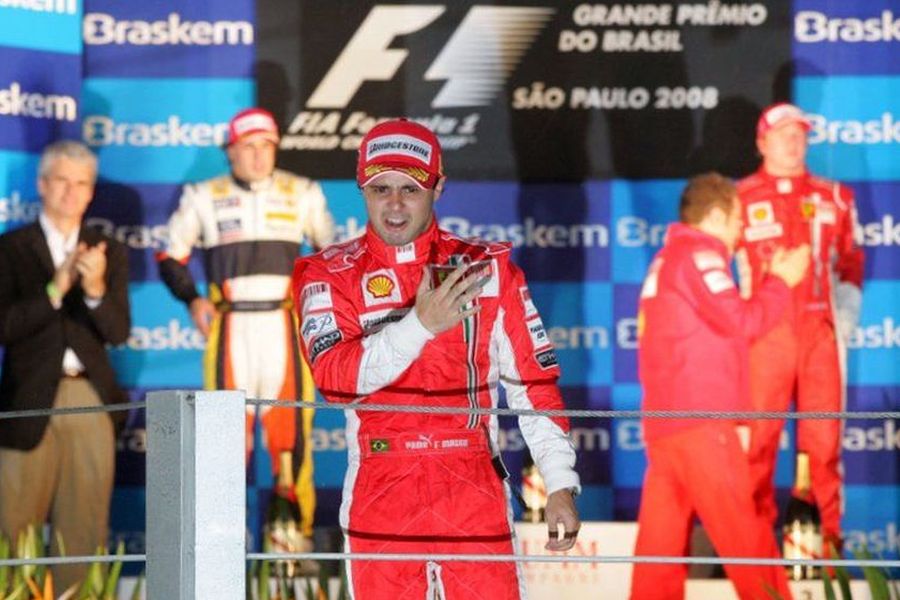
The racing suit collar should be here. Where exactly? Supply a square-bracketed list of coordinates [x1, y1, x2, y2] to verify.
[231, 173, 273, 192]
[365, 217, 438, 266]
[758, 166, 808, 194]
[666, 222, 728, 256]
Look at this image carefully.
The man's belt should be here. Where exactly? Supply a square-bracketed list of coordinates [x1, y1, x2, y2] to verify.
[216, 299, 292, 312]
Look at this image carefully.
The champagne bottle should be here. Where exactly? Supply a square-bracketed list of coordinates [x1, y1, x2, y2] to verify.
[783, 452, 822, 580]
[263, 451, 303, 598]
[521, 457, 547, 523]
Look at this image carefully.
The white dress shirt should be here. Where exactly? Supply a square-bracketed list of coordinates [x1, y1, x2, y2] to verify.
[39, 212, 102, 375]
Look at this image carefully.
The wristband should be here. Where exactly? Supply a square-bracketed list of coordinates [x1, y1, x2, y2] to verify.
[46, 281, 62, 301]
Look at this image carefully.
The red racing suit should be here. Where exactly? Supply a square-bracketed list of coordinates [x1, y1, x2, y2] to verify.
[632, 223, 792, 600]
[291, 219, 579, 600]
[735, 169, 864, 540]
[158, 169, 334, 536]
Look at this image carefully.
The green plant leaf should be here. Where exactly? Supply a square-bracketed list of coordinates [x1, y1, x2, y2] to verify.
[101, 541, 125, 599]
[2, 582, 26, 600]
[763, 580, 783, 600]
[258, 560, 270, 600]
[857, 546, 891, 600]
[129, 573, 144, 600]
[822, 562, 837, 600]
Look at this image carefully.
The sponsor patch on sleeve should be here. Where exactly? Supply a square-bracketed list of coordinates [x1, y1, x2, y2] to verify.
[309, 330, 342, 363]
[301, 282, 333, 315]
[534, 348, 559, 370]
[692, 251, 726, 271]
[520, 286, 538, 318]
[702, 270, 735, 294]
[526, 317, 551, 350]
[301, 311, 337, 345]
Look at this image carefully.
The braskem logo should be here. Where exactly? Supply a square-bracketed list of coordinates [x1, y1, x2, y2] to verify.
[318, 179, 612, 281]
[0, 48, 81, 152]
[0, 190, 40, 229]
[842, 485, 899, 560]
[0, 149, 38, 233]
[0, 82, 76, 122]
[853, 181, 900, 279]
[83, 0, 254, 78]
[846, 281, 900, 385]
[439, 181, 611, 281]
[797, 76, 900, 181]
[842, 386, 900, 485]
[793, 0, 900, 75]
[610, 179, 682, 284]
[81, 78, 253, 184]
[0, 0, 80, 55]
[108, 282, 205, 388]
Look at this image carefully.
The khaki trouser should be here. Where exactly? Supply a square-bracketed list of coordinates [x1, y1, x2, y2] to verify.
[0, 378, 114, 594]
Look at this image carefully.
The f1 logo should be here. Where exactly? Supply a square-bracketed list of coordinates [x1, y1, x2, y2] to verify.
[307, 5, 555, 109]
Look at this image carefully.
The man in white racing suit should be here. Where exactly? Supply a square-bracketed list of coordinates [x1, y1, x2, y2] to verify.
[157, 107, 334, 544]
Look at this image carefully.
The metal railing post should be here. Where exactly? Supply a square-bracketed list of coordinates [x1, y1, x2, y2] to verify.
[146, 390, 246, 599]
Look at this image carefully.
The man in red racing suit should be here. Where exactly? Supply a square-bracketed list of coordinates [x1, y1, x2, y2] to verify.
[292, 119, 581, 600]
[735, 104, 864, 546]
[631, 174, 807, 600]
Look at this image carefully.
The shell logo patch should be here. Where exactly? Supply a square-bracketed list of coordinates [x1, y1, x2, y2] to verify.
[747, 201, 774, 226]
[362, 268, 402, 307]
[366, 275, 395, 298]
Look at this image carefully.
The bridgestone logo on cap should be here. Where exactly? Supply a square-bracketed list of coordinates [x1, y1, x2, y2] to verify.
[765, 105, 803, 126]
[234, 113, 275, 136]
[366, 134, 432, 165]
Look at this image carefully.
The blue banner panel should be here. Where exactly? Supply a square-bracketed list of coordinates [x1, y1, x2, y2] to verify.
[81, 77, 253, 183]
[108, 282, 205, 389]
[843, 386, 899, 486]
[610, 384, 647, 489]
[83, 0, 255, 78]
[846, 281, 900, 386]
[0, 46, 81, 152]
[0, 1, 81, 55]
[853, 180, 900, 280]
[610, 179, 683, 284]
[793, 1, 900, 76]
[842, 485, 899, 561]
[613, 284, 640, 384]
[86, 181, 202, 282]
[0, 149, 40, 234]
[107, 486, 146, 575]
[797, 75, 900, 181]
[531, 282, 612, 387]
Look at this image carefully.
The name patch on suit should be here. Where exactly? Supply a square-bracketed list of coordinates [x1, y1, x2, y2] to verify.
[702, 270, 735, 294]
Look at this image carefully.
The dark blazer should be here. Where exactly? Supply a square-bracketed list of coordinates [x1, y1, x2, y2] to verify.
[0, 222, 131, 450]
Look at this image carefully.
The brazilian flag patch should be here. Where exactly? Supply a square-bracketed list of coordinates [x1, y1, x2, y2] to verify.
[370, 439, 390, 453]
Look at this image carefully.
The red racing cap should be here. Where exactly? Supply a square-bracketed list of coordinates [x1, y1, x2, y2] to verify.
[357, 119, 444, 189]
[756, 102, 812, 138]
[227, 107, 279, 146]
